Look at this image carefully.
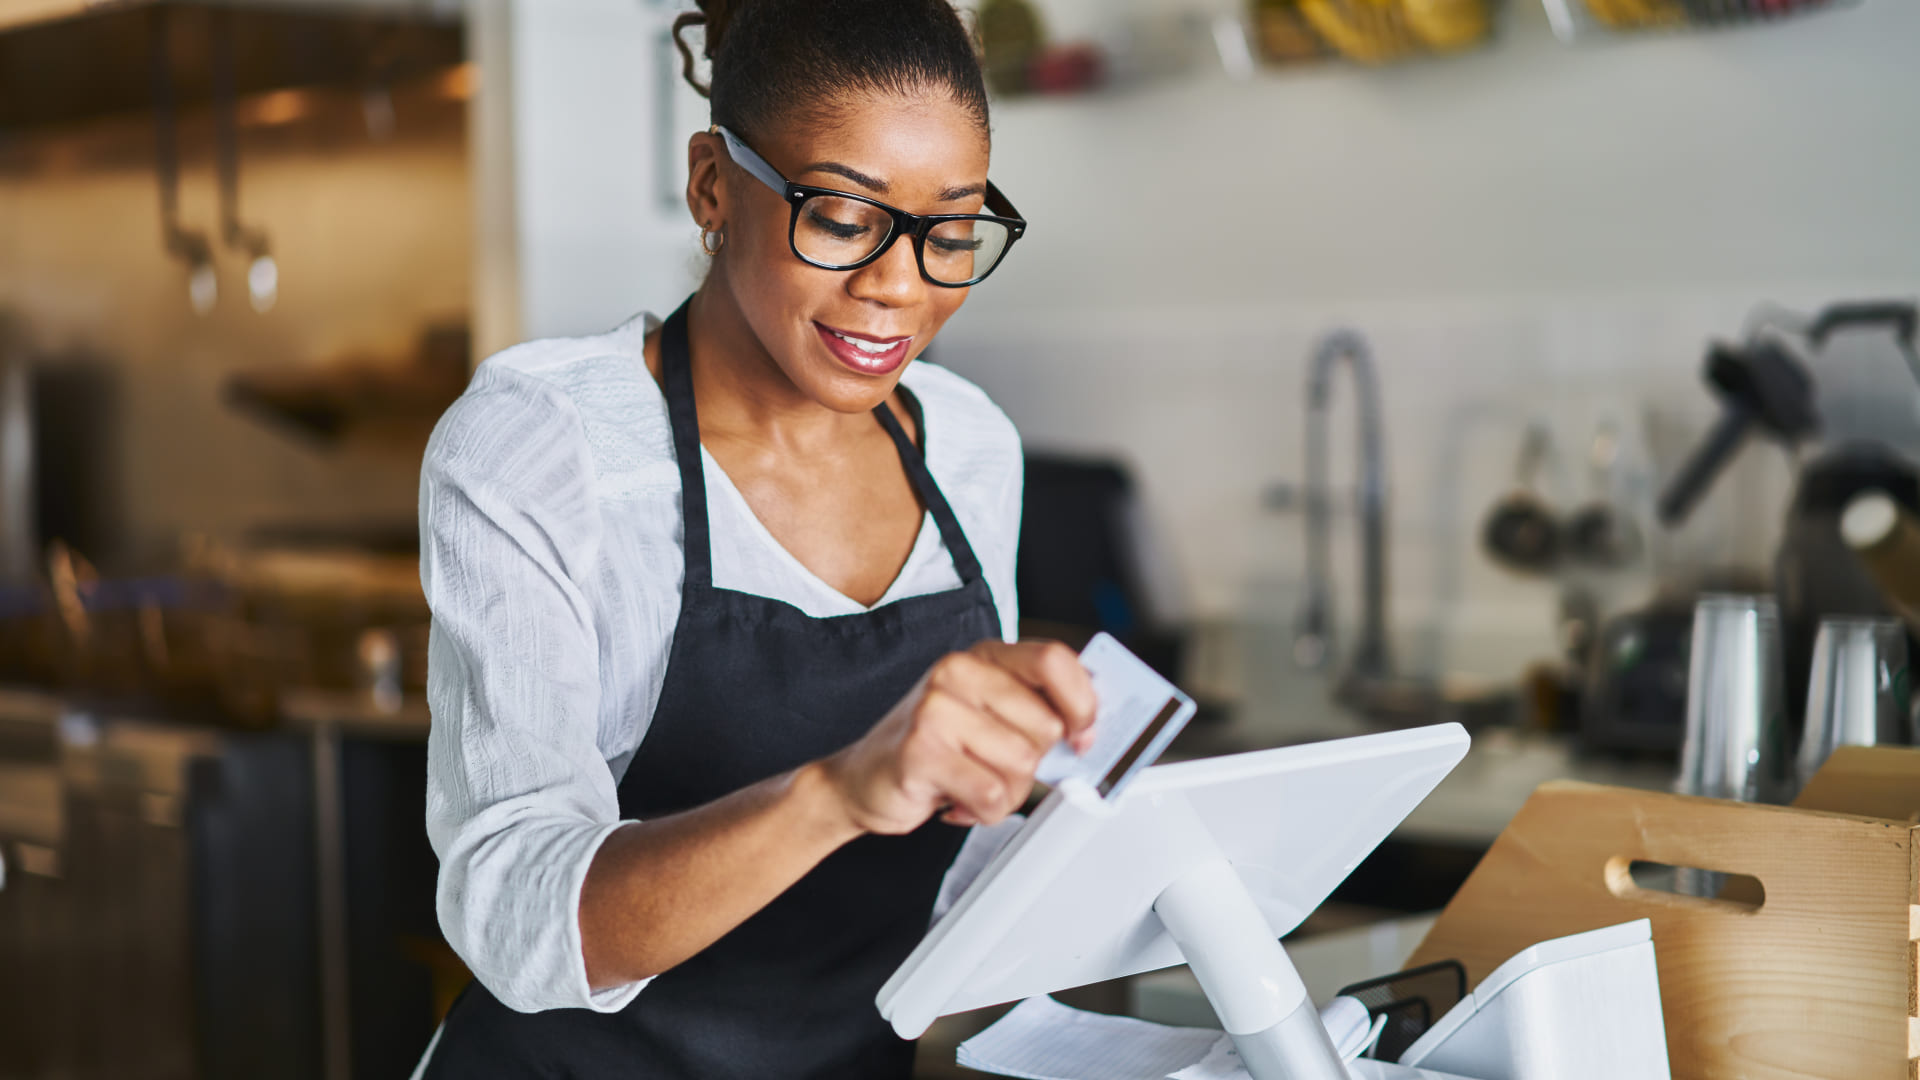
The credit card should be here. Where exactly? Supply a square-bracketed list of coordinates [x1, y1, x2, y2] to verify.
[1034, 632, 1197, 802]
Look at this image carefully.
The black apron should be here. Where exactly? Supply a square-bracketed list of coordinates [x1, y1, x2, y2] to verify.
[424, 299, 1001, 1079]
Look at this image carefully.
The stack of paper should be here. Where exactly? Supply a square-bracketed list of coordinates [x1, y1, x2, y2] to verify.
[1166, 1037, 1245, 1080]
[955, 996, 1223, 1080]
[955, 994, 1387, 1080]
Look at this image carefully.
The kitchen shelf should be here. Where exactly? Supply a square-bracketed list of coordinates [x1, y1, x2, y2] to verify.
[223, 322, 467, 445]
[1541, 0, 1861, 42]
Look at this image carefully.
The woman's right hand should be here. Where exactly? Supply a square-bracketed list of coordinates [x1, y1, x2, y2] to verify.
[819, 640, 1099, 835]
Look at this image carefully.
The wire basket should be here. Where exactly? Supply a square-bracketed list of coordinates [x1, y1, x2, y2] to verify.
[1336, 958, 1469, 1062]
[1542, 0, 1860, 42]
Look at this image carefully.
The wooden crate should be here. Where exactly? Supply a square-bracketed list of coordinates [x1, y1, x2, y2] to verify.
[1407, 746, 1920, 1080]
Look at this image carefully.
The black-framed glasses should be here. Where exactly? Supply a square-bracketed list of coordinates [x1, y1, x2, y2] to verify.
[712, 125, 1026, 288]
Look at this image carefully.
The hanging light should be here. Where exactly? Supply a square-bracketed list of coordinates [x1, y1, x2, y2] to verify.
[246, 253, 279, 313]
[213, 6, 279, 314]
[188, 253, 219, 316]
[151, 6, 219, 316]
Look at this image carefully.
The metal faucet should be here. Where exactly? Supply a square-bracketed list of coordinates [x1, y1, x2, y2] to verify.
[1295, 329, 1392, 687]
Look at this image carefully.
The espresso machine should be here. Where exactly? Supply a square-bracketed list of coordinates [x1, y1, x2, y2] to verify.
[1656, 300, 1920, 744]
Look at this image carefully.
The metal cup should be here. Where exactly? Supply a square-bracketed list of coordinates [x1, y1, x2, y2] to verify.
[1677, 594, 1786, 804]
[1793, 617, 1910, 792]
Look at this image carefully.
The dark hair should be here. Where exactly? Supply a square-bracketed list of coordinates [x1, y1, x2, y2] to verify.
[672, 0, 989, 142]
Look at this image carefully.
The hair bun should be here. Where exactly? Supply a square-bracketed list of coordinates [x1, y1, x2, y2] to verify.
[672, 0, 740, 99]
[678, 0, 989, 142]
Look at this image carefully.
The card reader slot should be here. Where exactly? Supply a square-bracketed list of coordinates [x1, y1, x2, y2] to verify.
[1098, 696, 1184, 798]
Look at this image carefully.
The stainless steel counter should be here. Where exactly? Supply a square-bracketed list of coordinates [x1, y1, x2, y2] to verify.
[0, 686, 440, 1080]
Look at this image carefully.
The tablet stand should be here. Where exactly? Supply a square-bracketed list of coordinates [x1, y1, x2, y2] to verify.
[1154, 858, 1348, 1080]
[877, 724, 1472, 1079]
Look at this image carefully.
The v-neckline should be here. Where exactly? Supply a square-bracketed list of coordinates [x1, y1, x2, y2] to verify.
[633, 318, 943, 612]
[698, 446, 941, 614]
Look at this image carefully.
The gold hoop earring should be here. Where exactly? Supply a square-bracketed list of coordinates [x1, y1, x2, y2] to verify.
[700, 225, 726, 256]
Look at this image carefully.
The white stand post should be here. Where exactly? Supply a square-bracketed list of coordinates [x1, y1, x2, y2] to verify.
[1153, 859, 1349, 1080]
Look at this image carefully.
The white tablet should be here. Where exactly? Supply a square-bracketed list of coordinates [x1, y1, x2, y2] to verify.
[878, 723, 1471, 1039]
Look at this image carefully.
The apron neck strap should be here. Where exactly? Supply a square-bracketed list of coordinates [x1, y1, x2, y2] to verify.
[660, 299, 714, 591]
[872, 399, 985, 586]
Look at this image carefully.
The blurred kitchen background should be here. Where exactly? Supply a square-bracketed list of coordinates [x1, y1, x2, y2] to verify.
[1, 0, 1916, 1077]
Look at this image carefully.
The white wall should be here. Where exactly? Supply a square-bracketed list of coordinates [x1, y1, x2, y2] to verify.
[471, 0, 708, 352]
[927, 1, 1920, 677]
[955, 1, 1920, 305]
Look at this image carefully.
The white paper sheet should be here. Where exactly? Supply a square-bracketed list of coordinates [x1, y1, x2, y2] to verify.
[955, 995, 1222, 1080]
[956, 994, 1386, 1080]
[1158, 998, 1385, 1080]
[1165, 1036, 1242, 1080]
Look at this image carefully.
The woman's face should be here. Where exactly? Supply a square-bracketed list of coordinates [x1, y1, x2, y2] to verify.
[691, 92, 991, 414]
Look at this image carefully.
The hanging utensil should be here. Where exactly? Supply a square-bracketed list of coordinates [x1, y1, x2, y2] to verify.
[1564, 420, 1642, 569]
[1480, 423, 1561, 575]
[149, 6, 219, 315]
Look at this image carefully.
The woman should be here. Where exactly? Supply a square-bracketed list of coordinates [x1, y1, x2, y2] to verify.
[412, 1, 1096, 1076]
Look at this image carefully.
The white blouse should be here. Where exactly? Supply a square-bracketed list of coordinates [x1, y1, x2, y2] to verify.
[417, 312, 1024, 1018]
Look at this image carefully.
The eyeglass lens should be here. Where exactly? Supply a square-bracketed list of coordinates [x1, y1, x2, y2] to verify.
[793, 194, 1012, 284]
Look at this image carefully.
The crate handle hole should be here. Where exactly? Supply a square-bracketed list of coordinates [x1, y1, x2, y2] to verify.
[1606, 857, 1765, 913]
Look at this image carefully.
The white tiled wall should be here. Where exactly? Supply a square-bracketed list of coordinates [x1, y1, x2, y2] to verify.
[934, 291, 1839, 678]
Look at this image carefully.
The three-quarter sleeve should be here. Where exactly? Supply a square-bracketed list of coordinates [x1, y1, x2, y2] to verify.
[419, 367, 652, 1014]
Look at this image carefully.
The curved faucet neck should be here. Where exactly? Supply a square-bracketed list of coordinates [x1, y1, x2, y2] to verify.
[1300, 329, 1391, 683]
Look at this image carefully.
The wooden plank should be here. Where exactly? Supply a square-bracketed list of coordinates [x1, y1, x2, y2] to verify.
[1793, 746, 1920, 823]
[1410, 780, 1912, 1080]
